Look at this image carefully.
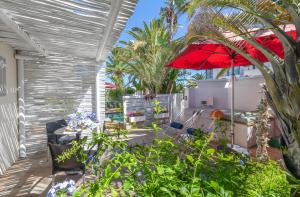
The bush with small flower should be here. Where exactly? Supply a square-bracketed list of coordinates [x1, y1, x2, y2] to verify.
[46, 179, 76, 197]
[66, 110, 99, 132]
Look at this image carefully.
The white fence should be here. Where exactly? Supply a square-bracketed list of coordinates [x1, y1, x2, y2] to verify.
[123, 94, 183, 128]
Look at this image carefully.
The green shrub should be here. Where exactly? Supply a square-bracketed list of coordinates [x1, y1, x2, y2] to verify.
[59, 130, 291, 196]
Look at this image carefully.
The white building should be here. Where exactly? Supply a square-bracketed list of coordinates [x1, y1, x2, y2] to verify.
[0, 0, 137, 175]
[204, 64, 268, 80]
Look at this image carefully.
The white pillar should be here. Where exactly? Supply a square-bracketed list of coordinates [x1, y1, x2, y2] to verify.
[96, 62, 106, 128]
[17, 59, 26, 158]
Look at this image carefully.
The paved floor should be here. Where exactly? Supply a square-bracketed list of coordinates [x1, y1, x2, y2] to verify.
[0, 129, 157, 197]
[0, 151, 52, 196]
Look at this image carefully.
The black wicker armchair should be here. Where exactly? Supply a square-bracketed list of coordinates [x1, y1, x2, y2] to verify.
[46, 119, 68, 143]
[48, 143, 85, 175]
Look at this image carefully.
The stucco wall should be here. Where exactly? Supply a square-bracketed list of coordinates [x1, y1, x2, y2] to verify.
[189, 80, 228, 109]
[0, 43, 18, 175]
[230, 76, 265, 111]
[187, 76, 265, 111]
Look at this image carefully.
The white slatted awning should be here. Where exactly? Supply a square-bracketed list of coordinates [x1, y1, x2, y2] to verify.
[0, 0, 136, 61]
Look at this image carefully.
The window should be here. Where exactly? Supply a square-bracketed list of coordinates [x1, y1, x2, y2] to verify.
[0, 57, 6, 96]
[227, 66, 241, 76]
[206, 69, 213, 79]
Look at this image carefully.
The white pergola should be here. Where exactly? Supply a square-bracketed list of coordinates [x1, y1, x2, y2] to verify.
[0, 0, 136, 60]
[0, 0, 136, 158]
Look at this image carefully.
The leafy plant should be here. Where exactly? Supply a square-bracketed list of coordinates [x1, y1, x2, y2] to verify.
[186, 0, 300, 177]
[116, 19, 188, 95]
[187, 73, 206, 88]
[58, 126, 291, 196]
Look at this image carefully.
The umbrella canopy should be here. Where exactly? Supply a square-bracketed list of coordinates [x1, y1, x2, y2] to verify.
[166, 40, 255, 70]
[167, 24, 296, 69]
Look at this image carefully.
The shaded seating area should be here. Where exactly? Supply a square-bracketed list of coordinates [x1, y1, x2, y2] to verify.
[48, 143, 85, 175]
[46, 119, 83, 175]
[46, 119, 68, 144]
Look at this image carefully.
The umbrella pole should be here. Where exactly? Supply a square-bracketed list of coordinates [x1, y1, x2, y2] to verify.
[231, 60, 234, 148]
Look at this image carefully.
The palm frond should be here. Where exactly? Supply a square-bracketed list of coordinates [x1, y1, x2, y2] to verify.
[216, 68, 228, 79]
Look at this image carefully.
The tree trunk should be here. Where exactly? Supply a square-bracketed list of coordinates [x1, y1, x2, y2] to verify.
[263, 85, 300, 178]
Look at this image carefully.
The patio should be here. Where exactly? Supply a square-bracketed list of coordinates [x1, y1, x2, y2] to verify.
[0, 0, 299, 196]
[0, 0, 137, 176]
[0, 129, 156, 196]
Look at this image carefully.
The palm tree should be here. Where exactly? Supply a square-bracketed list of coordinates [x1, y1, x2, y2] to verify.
[186, 0, 300, 177]
[119, 19, 185, 95]
[106, 47, 129, 89]
[160, 0, 188, 39]
[188, 73, 205, 87]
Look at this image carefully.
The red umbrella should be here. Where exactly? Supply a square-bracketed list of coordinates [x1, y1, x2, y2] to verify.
[167, 40, 256, 70]
[167, 24, 296, 70]
[167, 24, 296, 146]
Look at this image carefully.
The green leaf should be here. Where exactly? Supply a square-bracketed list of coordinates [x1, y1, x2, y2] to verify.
[216, 68, 228, 79]
[114, 171, 121, 179]
[207, 148, 215, 156]
[157, 166, 165, 175]
[160, 187, 173, 196]
[186, 155, 194, 163]
[105, 164, 112, 177]
[179, 186, 189, 196]
[123, 180, 132, 191]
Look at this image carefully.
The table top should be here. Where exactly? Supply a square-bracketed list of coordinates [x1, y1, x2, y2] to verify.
[54, 127, 80, 136]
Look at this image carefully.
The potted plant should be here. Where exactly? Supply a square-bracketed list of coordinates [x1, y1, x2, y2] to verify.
[128, 111, 146, 123]
[154, 106, 169, 119]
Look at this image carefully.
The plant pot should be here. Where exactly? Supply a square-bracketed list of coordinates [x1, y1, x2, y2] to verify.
[129, 116, 146, 123]
[154, 113, 169, 119]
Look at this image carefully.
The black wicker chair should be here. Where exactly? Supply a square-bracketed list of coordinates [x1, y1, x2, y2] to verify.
[48, 143, 85, 175]
[46, 119, 68, 143]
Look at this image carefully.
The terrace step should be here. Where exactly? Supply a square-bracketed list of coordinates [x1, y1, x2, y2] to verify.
[29, 177, 53, 196]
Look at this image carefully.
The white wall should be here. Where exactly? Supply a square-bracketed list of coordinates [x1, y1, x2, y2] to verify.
[188, 80, 228, 109]
[187, 76, 265, 111]
[0, 43, 18, 175]
[230, 76, 265, 111]
[23, 56, 101, 155]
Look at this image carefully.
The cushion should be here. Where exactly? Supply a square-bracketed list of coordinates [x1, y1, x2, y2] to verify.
[48, 143, 82, 169]
[170, 121, 183, 129]
[187, 128, 196, 135]
[46, 119, 67, 133]
[58, 135, 76, 145]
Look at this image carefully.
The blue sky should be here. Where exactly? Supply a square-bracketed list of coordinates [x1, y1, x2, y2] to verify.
[117, 0, 188, 43]
[109, 0, 203, 81]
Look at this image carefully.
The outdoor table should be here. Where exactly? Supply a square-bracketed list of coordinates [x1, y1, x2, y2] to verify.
[54, 127, 80, 135]
[54, 127, 80, 144]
